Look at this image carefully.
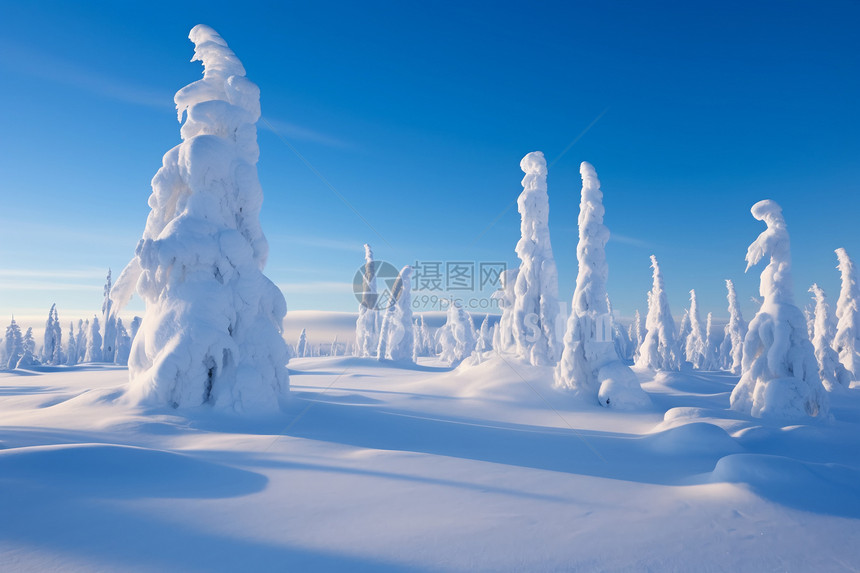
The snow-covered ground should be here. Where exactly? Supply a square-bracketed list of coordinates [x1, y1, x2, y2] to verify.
[2, 357, 859, 572]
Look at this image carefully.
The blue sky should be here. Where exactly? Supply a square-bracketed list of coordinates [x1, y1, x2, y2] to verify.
[0, 0, 858, 327]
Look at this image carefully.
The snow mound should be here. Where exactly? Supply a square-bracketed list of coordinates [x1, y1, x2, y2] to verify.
[596, 361, 652, 410]
[645, 422, 741, 456]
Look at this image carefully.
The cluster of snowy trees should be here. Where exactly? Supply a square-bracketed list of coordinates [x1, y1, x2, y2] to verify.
[0, 271, 141, 371]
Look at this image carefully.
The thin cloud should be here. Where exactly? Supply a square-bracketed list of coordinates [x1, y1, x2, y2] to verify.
[260, 117, 352, 149]
[277, 281, 353, 294]
[609, 233, 655, 249]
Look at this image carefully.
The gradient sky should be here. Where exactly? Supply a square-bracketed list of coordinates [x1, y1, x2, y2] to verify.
[0, 0, 858, 329]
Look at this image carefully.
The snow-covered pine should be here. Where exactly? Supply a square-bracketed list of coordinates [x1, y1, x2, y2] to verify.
[16, 327, 39, 369]
[355, 244, 380, 357]
[101, 270, 117, 363]
[85, 317, 103, 363]
[512, 152, 561, 366]
[379, 266, 414, 362]
[678, 309, 691, 349]
[555, 161, 649, 408]
[438, 300, 477, 366]
[115, 318, 132, 366]
[684, 290, 705, 368]
[491, 268, 518, 352]
[718, 279, 747, 374]
[76, 319, 88, 364]
[834, 248, 860, 381]
[65, 322, 78, 366]
[730, 200, 828, 419]
[635, 256, 681, 371]
[702, 312, 720, 370]
[110, 25, 288, 411]
[42, 304, 63, 365]
[472, 314, 493, 364]
[5, 317, 23, 369]
[628, 309, 645, 361]
[296, 329, 308, 359]
[809, 284, 850, 391]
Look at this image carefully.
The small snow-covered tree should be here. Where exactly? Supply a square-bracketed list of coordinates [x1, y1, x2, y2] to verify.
[5, 317, 23, 369]
[555, 162, 649, 408]
[355, 244, 380, 357]
[472, 314, 494, 364]
[491, 268, 518, 352]
[102, 270, 117, 363]
[834, 248, 860, 381]
[115, 317, 132, 366]
[109, 25, 288, 411]
[628, 309, 645, 360]
[635, 256, 681, 371]
[85, 317, 103, 363]
[378, 266, 414, 362]
[719, 279, 747, 374]
[16, 327, 39, 369]
[702, 312, 720, 370]
[512, 151, 561, 366]
[684, 290, 705, 368]
[76, 319, 88, 364]
[296, 329, 308, 358]
[65, 322, 78, 366]
[678, 309, 691, 348]
[730, 200, 827, 419]
[809, 284, 850, 391]
[438, 300, 477, 366]
[42, 304, 62, 365]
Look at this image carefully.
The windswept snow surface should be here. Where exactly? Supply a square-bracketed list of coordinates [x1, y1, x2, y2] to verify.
[1, 356, 859, 572]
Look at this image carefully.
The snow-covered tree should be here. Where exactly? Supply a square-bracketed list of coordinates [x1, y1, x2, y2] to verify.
[5, 317, 23, 369]
[834, 248, 860, 381]
[413, 315, 433, 357]
[512, 151, 561, 366]
[809, 284, 850, 391]
[76, 319, 88, 364]
[438, 300, 477, 366]
[355, 244, 380, 358]
[102, 270, 117, 363]
[65, 322, 78, 366]
[635, 256, 681, 371]
[16, 327, 39, 369]
[85, 317, 103, 363]
[109, 25, 288, 411]
[678, 309, 691, 348]
[296, 329, 308, 358]
[42, 304, 63, 365]
[114, 317, 132, 366]
[378, 266, 414, 362]
[684, 290, 705, 368]
[555, 162, 649, 408]
[701, 312, 720, 370]
[628, 309, 645, 360]
[471, 314, 494, 364]
[491, 268, 518, 352]
[730, 200, 828, 419]
[719, 279, 747, 374]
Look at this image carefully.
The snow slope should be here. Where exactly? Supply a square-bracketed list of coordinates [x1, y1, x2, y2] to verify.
[1, 359, 859, 572]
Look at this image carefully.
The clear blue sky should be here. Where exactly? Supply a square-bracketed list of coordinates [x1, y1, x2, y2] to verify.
[0, 0, 858, 328]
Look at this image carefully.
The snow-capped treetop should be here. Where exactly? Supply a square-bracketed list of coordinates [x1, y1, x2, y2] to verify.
[685, 289, 705, 368]
[571, 161, 610, 319]
[356, 243, 380, 358]
[834, 247, 860, 380]
[746, 199, 792, 304]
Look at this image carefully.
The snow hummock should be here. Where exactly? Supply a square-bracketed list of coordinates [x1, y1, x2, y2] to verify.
[834, 248, 860, 381]
[511, 151, 561, 366]
[730, 200, 828, 419]
[555, 161, 649, 409]
[635, 255, 681, 371]
[111, 25, 288, 412]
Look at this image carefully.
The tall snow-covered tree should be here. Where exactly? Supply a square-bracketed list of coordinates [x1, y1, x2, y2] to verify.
[85, 317, 103, 363]
[102, 270, 117, 363]
[491, 268, 518, 352]
[5, 317, 23, 369]
[296, 329, 308, 358]
[65, 322, 78, 366]
[635, 256, 681, 371]
[413, 315, 433, 357]
[512, 151, 561, 366]
[628, 309, 645, 360]
[355, 244, 380, 357]
[684, 290, 705, 368]
[809, 284, 850, 391]
[438, 300, 477, 366]
[555, 162, 649, 408]
[378, 266, 414, 362]
[730, 200, 827, 419]
[109, 25, 288, 411]
[42, 304, 63, 365]
[678, 309, 691, 348]
[76, 319, 88, 364]
[701, 312, 720, 370]
[834, 248, 860, 381]
[719, 279, 747, 374]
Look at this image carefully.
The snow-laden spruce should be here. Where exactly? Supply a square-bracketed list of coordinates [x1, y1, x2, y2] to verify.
[85, 317, 102, 363]
[635, 256, 681, 371]
[718, 279, 747, 374]
[41, 304, 63, 366]
[702, 312, 719, 370]
[684, 290, 705, 368]
[110, 25, 288, 411]
[355, 244, 380, 358]
[296, 329, 308, 358]
[555, 162, 650, 408]
[438, 300, 477, 366]
[65, 322, 78, 366]
[809, 284, 851, 391]
[491, 268, 518, 352]
[101, 270, 117, 363]
[628, 309, 645, 361]
[378, 266, 414, 362]
[512, 152, 561, 366]
[730, 200, 828, 419]
[16, 327, 38, 369]
[4, 317, 23, 369]
[834, 248, 860, 381]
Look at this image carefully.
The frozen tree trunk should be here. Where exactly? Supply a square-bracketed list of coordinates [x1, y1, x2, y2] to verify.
[809, 284, 850, 391]
[730, 200, 828, 419]
[555, 162, 649, 408]
[834, 248, 860, 381]
[635, 256, 681, 371]
[380, 266, 414, 362]
[355, 244, 380, 357]
[684, 290, 705, 368]
[110, 25, 288, 411]
[512, 152, 561, 366]
[719, 279, 747, 374]
[85, 317, 103, 363]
